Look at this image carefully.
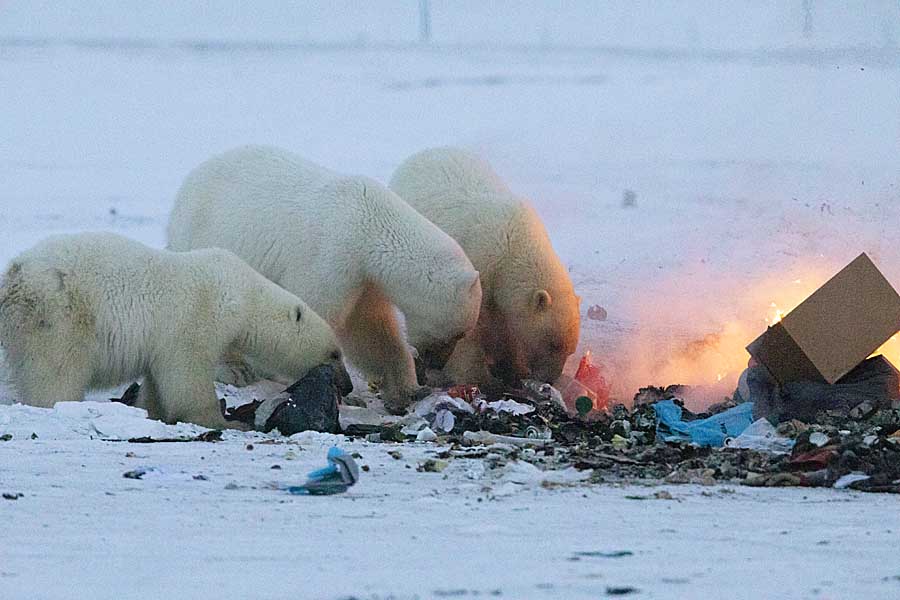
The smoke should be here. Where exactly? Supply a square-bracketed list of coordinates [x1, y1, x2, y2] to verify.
[611, 258, 833, 411]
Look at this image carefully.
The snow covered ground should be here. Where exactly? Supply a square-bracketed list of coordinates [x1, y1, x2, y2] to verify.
[2, 402, 900, 600]
[2, 3, 900, 598]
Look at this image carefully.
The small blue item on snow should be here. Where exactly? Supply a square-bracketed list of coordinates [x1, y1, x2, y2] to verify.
[287, 446, 360, 495]
[653, 400, 754, 447]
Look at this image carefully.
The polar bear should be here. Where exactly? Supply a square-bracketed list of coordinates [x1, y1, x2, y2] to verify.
[0, 233, 350, 429]
[167, 145, 482, 414]
[390, 147, 580, 388]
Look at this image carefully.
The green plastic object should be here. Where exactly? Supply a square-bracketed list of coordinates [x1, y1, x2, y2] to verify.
[575, 395, 593, 416]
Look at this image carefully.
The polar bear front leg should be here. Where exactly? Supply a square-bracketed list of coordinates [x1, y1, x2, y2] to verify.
[151, 358, 245, 430]
[134, 375, 164, 421]
[442, 334, 497, 388]
[341, 284, 422, 414]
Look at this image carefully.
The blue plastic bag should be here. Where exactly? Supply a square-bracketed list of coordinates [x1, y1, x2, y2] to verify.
[653, 400, 754, 447]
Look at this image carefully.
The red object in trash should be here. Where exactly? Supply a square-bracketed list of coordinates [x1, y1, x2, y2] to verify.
[573, 351, 610, 412]
[447, 384, 480, 403]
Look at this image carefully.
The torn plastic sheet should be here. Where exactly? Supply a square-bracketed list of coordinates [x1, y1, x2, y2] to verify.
[726, 418, 795, 454]
[653, 400, 754, 447]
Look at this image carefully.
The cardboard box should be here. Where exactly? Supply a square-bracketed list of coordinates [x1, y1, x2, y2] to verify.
[747, 253, 900, 384]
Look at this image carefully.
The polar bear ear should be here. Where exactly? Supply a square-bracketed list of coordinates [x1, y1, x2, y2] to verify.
[291, 306, 303, 323]
[533, 289, 552, 312]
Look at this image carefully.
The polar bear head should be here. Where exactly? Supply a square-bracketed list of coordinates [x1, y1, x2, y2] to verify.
[355, 181, 484, 371]
[485, 207, 581, 385]
[237, 264, 352, 395]
[405, 268, 483, 370]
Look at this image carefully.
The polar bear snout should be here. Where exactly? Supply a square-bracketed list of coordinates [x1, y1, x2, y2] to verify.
[488, 355, 529, 387]
[528, 361, 565, 387]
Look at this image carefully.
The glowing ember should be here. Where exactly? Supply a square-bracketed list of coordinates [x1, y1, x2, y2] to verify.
[765, 302, 786, 325]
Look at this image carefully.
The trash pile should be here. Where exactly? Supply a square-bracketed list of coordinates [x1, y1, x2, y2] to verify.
[336, 253, 900, 494]
[107, 251, 900, 495]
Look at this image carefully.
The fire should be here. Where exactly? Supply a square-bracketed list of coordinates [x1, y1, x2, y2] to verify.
[765, 302, 786, 325]
[872, 334, 900, 367]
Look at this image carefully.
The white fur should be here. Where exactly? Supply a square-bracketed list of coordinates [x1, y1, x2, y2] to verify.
[167, 145, 482, 413]
[390, 147, 580, 387]
[0, 233, 344, 429]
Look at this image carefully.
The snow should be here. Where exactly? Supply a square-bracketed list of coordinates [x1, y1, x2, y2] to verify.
[1, 3, 900, 597]
[2, 406, 899, 599]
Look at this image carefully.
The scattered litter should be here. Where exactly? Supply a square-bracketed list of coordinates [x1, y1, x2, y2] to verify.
[128, 430, 223, 443]
[833, 472, 871, 489]
[808, 432, 829, 447]
[416, 427, 438, 442]
[286, 447, 360, 495]
[747, 253, 900, 388]
[654, 400, 754, 447]
[433, 410, 456, 433]
[480, 399, 534, 416]
[587, 305, 608, 321]
[559, 351, 610, 415]
[574, 550, 633, 558]
[258, 365, 343, 435]
[415, 393, 475, 416]
[463, 430, 552, 447]
[123, 467, 154, 480]
[606, 586, 639, 596]
[727, 418, 795, 454]
[746, 357, 899, 423]
[417, 459, 449, 473]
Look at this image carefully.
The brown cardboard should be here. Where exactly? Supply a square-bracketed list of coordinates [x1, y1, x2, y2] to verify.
[747, 253, 900, 384]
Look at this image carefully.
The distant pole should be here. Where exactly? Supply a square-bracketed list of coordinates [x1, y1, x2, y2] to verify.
[801, 0, 813, 38]
[419, 0, 432, 44]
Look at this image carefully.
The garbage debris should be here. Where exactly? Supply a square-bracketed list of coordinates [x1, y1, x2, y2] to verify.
[416, 427, 438, 442]
[559, 351, 610, 415]
[286, 447, 360, 495]
[746, 356, 899, 423]
[747, 253, 900, 385]
[726, 419, 794, 454]
[653, 400, 754, 447]
[587, 305, 608, 321]
[253, 365, 342, 435]
[127, 430, 223, 444]
[463, 430, 553, 447]
[833, 472, 870, 489]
